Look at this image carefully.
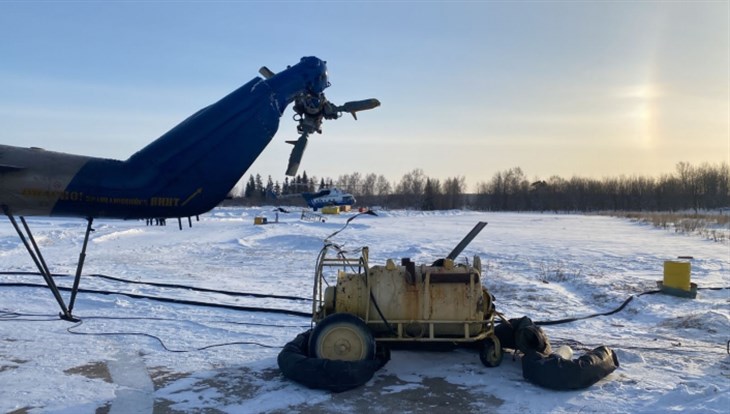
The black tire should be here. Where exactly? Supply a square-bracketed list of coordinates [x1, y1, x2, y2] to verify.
[278, 330, 385, 392]
[522, 346, 619, 390]
[480, 336, 503, 367]
[309, 313, 375, 361]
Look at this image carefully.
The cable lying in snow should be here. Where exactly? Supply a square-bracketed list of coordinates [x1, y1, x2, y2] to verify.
[0, 271, 312, 302]
[66, 318, 283, 353]
[1, 309, 310, 353]
[534, 286, 730, 326]
[0, 282, 310, 318]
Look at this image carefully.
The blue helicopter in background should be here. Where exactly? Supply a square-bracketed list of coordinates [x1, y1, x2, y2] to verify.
[0, 56, 379, 320]
[301, 187, 356, 211]
[269, 186, 356, 211]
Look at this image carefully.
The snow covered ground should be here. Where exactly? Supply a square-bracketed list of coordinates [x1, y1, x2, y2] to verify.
[0, 208, 728, 413]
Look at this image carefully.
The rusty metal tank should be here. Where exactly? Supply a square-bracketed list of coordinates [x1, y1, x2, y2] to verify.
[322, 256, 490, 339]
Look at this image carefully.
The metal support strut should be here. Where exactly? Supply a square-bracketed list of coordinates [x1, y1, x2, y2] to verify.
[69, 217, 94, 316]
[2, 205, 93, 322]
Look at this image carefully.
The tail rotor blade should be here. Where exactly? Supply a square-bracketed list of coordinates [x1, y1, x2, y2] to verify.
[285, 134, 309, 176]
[336, 98, 381, 119]
[259, 66, 276, 79]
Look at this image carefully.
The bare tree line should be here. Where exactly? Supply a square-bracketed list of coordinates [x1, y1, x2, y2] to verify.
[228, 161, 729, 212]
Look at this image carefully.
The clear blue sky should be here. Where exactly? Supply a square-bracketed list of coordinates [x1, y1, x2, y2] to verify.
[1, 1, 727, 189]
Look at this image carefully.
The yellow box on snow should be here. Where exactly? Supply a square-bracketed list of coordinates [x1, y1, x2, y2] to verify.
[663, 261, 691, 291]
[321, 206, 340, 215]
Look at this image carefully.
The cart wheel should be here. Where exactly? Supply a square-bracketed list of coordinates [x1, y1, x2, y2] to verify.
[480, 336, 503, 367]
[309, 313, 375, 361]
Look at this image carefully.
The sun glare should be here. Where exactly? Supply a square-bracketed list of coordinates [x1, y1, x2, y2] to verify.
[620, 83, 662, 150]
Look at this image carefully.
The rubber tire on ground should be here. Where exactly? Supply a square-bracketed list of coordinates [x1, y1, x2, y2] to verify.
[278, 330, 386, 392]
[480, 335, 503, 367]
[521, 346, 619, 390]
[309, 313, 376, 361]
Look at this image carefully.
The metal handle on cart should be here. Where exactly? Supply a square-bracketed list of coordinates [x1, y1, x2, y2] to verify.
[446, 221, 488, 261]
